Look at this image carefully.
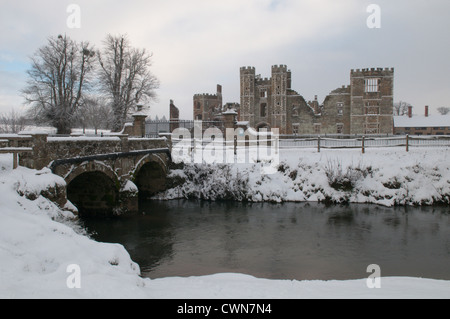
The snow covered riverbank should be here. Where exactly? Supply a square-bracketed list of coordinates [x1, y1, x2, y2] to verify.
[160, 147, 450, 207]
[1, 151, 450, 299]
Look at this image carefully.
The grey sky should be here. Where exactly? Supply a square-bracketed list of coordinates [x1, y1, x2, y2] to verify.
[1, 0, 450, 120]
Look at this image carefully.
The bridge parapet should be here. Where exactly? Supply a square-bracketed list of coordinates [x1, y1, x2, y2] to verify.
[18, 133, 170, 170]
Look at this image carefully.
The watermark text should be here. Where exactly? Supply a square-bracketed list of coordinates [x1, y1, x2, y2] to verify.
[366, 264, 381, 289]
[66, 264, 81, 289]
[367, 4, 381, 29]
[67, 4, 81, 29]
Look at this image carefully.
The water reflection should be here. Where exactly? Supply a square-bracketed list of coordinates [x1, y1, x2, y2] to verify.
[82, 200, 450, 281]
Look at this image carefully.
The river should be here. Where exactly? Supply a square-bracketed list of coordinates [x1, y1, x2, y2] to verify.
[82, 200, 450, 281]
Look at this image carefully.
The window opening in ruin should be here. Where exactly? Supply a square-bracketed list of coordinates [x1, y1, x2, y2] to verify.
[292, 105, 299, 117]
[337, 102, 344, 116]
[365, 78, 379, 93]
[260, 103, 267, 117]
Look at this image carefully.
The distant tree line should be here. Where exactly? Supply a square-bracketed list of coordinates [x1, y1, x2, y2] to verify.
[0, 109, 27, 134]
[393, 101, 411, 116]
[21, 34, 159, 134]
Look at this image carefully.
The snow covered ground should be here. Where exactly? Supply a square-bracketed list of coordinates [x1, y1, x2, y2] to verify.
[1, 150, 450, 299]
[162, 146, 450, 207]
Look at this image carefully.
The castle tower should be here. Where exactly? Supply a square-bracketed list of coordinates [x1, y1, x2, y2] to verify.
[350, 68, 394, 134]
[240, 67, 256, 125]
[271, 65, 289, 131]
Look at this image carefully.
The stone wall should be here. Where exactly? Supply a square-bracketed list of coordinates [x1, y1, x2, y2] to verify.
[350, 68, 394, 134]
[193, 85, 223, 121]
[320, 86, 351, 134]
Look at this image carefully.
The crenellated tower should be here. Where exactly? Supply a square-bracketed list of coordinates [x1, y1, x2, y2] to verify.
[240, 67, 256, 125]
[271, 65, 290, 131]
[350, 67, 394, 134]
[193, 84, 223, 121]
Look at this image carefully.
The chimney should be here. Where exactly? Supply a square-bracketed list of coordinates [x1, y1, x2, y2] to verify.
[425, 105, 429, 117]
[408, 106, 412, 118]
[217, 84, 222, 95]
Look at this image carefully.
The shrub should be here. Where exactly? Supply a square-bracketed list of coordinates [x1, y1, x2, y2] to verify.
[324, 159, 369, 192]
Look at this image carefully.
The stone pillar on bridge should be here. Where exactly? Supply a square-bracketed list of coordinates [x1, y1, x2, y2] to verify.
[132, 105, 148, 137]
[222, 107, 238, 130]
[18, 132, 49, 170]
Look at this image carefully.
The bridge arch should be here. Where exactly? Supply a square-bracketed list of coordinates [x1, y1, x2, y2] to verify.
[65, 162, 120, 217]
[132, 154, 168, 200]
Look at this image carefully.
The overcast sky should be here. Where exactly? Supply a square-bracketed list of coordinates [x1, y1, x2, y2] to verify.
[1, 0, 450, 120]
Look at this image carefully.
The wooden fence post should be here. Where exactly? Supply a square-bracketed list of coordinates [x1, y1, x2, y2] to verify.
[406, 134, 409, 152]
[362, 136, 365, 154]
[13, 152, 18, 169]
[317, 136, 321, 153]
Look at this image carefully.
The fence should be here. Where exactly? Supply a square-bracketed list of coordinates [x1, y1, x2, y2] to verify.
[0, 134, 33, 169]
[145, 120, 224, 138]
[171, 134, 450, 154]
[280, 135, 450, 152]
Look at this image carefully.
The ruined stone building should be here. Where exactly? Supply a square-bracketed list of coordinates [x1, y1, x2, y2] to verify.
[239, 65, 394, 135]
[191, 65, 394, 135]
[193, 84, 224, 122]
[193, 84, 240, 123]
[169, 99, 179, 132]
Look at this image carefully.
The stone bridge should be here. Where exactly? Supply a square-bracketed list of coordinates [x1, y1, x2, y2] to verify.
[2, 114, 172, 217]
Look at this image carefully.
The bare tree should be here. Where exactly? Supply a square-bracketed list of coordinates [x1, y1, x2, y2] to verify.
[22, 35, 96, 134]
[393, 101, 412, 116]
[97, 34, 159, 132]
[437, 107, 450, 115]
[0, 109, 27, 133]
[76, 96, 113, 135]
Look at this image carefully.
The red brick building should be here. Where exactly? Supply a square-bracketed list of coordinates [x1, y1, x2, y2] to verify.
[394, 106, 450, 135]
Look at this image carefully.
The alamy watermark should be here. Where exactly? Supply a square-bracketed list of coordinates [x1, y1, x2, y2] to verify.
[171, 121, 280, 175]
[65, 262, 382, 290]
[366, 264, 381, 289]
[367, 4, 381, 29]
[67, 4, 81, 29]
[67, 4, 380, 30]
[66, 264, 81, 289]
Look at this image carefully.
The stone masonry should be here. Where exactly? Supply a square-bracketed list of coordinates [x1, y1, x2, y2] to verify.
[13, 114, 172, 216]
[238, 65, 394, 135]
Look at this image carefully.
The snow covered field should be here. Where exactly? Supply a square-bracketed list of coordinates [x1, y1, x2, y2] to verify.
[1, 149, 450, 299]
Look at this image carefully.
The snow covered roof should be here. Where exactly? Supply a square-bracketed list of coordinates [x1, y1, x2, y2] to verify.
[222, 109, 237, 115]
[132, 111, 148, 117]
[394, 115, 450, 128]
